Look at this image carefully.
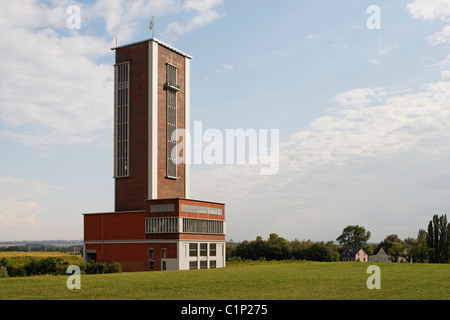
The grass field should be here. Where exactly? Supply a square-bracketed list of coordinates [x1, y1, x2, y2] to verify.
[0, 258, 449, 300]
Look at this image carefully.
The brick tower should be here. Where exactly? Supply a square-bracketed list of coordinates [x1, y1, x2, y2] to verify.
[83, 38, 226, 272]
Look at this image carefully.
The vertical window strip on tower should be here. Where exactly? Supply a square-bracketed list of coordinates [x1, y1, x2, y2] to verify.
[114, 61, 130, 177]
[166, 63, 178, 178]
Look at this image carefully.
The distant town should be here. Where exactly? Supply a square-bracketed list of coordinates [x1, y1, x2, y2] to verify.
[0, 240, 83, 248]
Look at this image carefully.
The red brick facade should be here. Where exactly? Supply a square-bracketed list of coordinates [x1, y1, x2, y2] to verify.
[114, 40, 187, 212]
[83, 38, 226, 272]
[84, 198, 226, 272]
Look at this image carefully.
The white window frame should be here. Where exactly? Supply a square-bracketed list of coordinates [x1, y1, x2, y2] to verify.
[114, 61, 130, 178]
[166, 63, 179, 179]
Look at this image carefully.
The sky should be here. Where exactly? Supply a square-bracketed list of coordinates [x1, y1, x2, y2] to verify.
[1, 0, 450, 243]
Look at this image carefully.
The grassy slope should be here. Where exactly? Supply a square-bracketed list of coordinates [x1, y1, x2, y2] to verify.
[0, 260, 449, 300]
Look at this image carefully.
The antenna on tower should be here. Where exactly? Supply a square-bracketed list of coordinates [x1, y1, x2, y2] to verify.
[149, 16, 154, 38]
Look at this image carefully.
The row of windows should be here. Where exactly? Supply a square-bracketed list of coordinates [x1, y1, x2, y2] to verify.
[150, 203, 175, 213]
[189, 243, 216, 257]
[181, 204, 223, 215]
[183, 218, 224, 234]
[190, 260, 216, 269]
[145, 218, 224, 234]
[149, 244, 217, 259]
[149, 248, 166, 259]
[114, 60, 181, 179]
[146, 217, 178, 233]
[166, 63, 178, 179]
[149, 203, 223, 215]
[114, 62, 130, 177]
[150, 260, 216, 270]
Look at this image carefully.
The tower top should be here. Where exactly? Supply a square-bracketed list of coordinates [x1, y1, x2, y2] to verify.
[111, 37, 192, 59]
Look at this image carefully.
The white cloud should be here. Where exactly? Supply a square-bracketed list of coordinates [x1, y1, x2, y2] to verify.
[407, 0, 450, 21]
[306, 33, 318, 40]
[427, 25, 450, 45]
[331, 43, 348, 50]
[0, 176, 56, 240]
[377, 44, 399, 57]
[0, 0, 224, 150]
[0, 1, 114, 149]
[191, 80, 450, 242]
[215, 64, 234, 73]
[441, 70, 450, 78]
[86, 0, 178, 43]
[333, 87, 386, 108]
[163, 0, 224, 40]
[407, 0, 450, 46]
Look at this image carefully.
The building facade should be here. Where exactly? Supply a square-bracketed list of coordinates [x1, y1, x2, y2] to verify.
[83, 38, 226, 272]
[341, 247, 368, 262]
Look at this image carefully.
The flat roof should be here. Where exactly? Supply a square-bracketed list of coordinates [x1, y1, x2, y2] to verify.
[111, 37, 192, 59]
[82, 198, 225, 215]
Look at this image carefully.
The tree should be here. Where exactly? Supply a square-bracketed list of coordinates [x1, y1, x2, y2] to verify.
[336, 225, 371, 248]
[426, 214, 449, 263]
[381, 234, 402, 245]
[409, 229, 428, 263]
[266, 233, 291, 260]
[388, 242, 405, 262]
[305, 242, 339, 262]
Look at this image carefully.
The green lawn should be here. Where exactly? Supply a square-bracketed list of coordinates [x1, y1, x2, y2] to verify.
[0, 260, 449, 300]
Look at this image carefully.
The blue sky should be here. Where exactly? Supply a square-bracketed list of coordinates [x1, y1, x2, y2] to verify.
[1, 0, 450, 243]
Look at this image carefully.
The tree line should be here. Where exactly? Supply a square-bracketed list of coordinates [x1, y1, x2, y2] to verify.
[0, 256, 122, 278]
[0, 244, 82, 254]
[227, 214, 450, 263]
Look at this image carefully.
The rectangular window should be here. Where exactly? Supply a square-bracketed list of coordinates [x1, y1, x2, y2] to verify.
[182, 218, 224, 234]
[200, 243, 207, 256]
[200, 260, 207, 269]
[162, 248, 167, 259]
[162, 261, 167, 271]
[189, 261, 197, 270]
[189, 243, 197, 257]
[165, 63, 179, 179]
[145, 217, 178, 234]
[150, 203, 174, 212]
[114, 61, 130, 178]
[209, 243, 216, 257]
[149, 260, 154, 270]
[149, 249, 154, 258]
[209, 260, 216, 268]
[181, 204, 223, 215]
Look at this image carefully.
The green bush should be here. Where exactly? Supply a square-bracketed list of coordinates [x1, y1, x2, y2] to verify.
[0, 257, 26, 277]
[82, 261, 122, 274]
[0, 257, 122, 277]
[105, 262, 122, 273]
[23, 257, 69, 276]
[0, 265, 7, 278]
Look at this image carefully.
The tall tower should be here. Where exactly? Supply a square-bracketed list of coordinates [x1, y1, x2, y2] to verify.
[113, 38, 191, 211]
[83, 38, 226, 272]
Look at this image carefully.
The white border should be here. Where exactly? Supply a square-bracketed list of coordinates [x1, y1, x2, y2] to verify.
[148, 40, 159, 199]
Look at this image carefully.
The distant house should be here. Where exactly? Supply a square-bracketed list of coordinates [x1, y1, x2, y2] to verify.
[341, 247, 368, 262]
[369, 244, 409, 263]
[369, 246, 391, 262]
